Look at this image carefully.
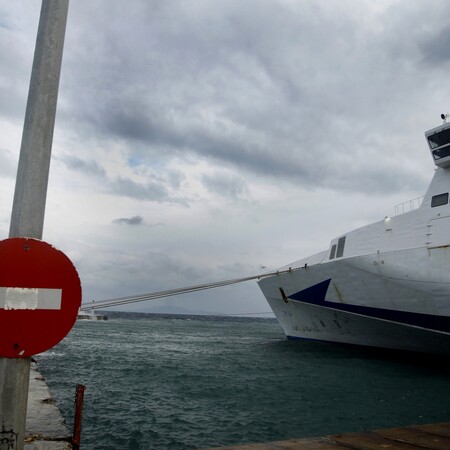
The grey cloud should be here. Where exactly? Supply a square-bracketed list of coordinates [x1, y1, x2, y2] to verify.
[167, 170, 185, 190]
[109, 177, 169, 202]
[102, 103, 184, 150]
[374, 1, 450, 69]
[58, 154, 190, 204]
[201, 172, 249, 200]
[0, 148, 16, 177]
[55, 0, 443, 197]
[104, 105, 163, 143]
[99, 99, 315, 183]
[107, 176, 189, 205]
[113, 215, 143, 225]
[81, 248, 211, 301]
[0, 5, 39, 120]
[58, 155, 106, 177]
[419, 25, 450, 67]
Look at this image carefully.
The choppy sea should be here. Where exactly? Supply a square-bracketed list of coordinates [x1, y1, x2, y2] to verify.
[36, 312, 450, 450]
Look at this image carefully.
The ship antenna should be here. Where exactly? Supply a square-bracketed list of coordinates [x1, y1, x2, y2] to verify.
[441, 113, 449, 123]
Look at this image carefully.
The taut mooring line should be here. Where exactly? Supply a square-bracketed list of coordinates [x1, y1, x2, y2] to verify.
[79, 267, 297, 311]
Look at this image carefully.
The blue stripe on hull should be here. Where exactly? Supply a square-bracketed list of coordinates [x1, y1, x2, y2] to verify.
[288, 280, 450, 333]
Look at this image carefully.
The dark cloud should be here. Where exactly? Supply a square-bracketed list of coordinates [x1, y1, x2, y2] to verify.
[0, 0, 438, 208]
[1, 0, 443, 199]
[109, 175, 189, 205]
[57, 154, 190, 204]
[419, 25, 450, 67]
[102, 103, 181, 148]
[54, 0, 441, 198]
[109, 177, 169, 202]
[58, 155, 106, 177]
[113, 215, 143, 225]
[112, 215, 166, 228]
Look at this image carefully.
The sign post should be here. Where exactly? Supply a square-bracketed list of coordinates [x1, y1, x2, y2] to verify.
[0, 1, 70, 449]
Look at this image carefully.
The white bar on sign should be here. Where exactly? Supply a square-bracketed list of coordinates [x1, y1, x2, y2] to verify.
[5, 288, 37, 310]
[0, 287, 62, 310]
[38, 288, 62, 309]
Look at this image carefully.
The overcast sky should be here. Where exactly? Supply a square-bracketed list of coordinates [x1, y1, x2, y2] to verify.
[0, 0, 448, 315]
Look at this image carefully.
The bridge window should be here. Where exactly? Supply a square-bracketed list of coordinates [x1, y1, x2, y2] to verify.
[329, 244, 336, 260]
[428, 128, 450, 149]
[336, 236, 346, 258]
[431, 193, 449, 207]
[432, 147, 450, 161]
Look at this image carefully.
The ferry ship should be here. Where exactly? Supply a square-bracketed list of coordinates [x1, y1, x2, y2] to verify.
[258, 117, 450, 354]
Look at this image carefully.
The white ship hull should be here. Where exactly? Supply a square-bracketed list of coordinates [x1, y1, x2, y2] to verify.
[258, 120, 450, 354]
[273, 301, 450, 354]
[259, 248, 450, 353]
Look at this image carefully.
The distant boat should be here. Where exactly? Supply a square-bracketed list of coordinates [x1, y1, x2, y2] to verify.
[258, 117, 450, 354]
[77, 309, 108, 321]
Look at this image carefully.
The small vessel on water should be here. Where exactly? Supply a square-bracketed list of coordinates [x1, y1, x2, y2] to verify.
[77, 309, 108, 321]
[258, 117, 450, 354]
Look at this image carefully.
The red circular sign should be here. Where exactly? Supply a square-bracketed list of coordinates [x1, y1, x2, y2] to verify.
[0, 237, 81, 358]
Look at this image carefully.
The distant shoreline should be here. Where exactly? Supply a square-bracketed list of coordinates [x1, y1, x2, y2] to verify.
[87, 309, 277, 322]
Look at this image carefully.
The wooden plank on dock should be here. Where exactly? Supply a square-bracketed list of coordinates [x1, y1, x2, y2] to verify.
[332, 430, 426, 449]
[206, 437, 347, 449]
[375, 425, 450, 449]
[204, 421, 450, 450]
[415, 423, 450, 439]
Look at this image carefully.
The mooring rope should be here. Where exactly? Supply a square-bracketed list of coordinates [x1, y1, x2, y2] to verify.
[79, 267, 297, 311]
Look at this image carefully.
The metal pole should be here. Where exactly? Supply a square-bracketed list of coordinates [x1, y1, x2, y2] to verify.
[72, 384, 86, 450]
[9, 0, 69, 239]
[0, 1, 69, 449]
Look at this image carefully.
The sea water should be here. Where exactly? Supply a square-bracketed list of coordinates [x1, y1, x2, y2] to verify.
[36, 312, 450, 450]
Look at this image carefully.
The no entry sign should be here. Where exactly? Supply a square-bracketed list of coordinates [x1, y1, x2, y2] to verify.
[0, 237, 81, 357]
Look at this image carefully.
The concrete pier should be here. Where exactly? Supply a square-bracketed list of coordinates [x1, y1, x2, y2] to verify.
[25, 362, 72, 450]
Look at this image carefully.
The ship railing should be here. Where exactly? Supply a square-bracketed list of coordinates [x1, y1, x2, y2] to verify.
[394, 196, 423, 215]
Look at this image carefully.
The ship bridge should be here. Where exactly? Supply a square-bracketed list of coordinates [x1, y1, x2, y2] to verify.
[426, 120, 450, 168]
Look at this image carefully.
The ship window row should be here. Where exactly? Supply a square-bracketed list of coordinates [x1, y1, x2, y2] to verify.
[329, 236, 346, 260]
[431, 193, 449, 207]
[428, 127, 450, 149]
[432, 146, 450, 161]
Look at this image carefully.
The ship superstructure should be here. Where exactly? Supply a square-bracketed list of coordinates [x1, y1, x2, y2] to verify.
[258, 118, 450, 353]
